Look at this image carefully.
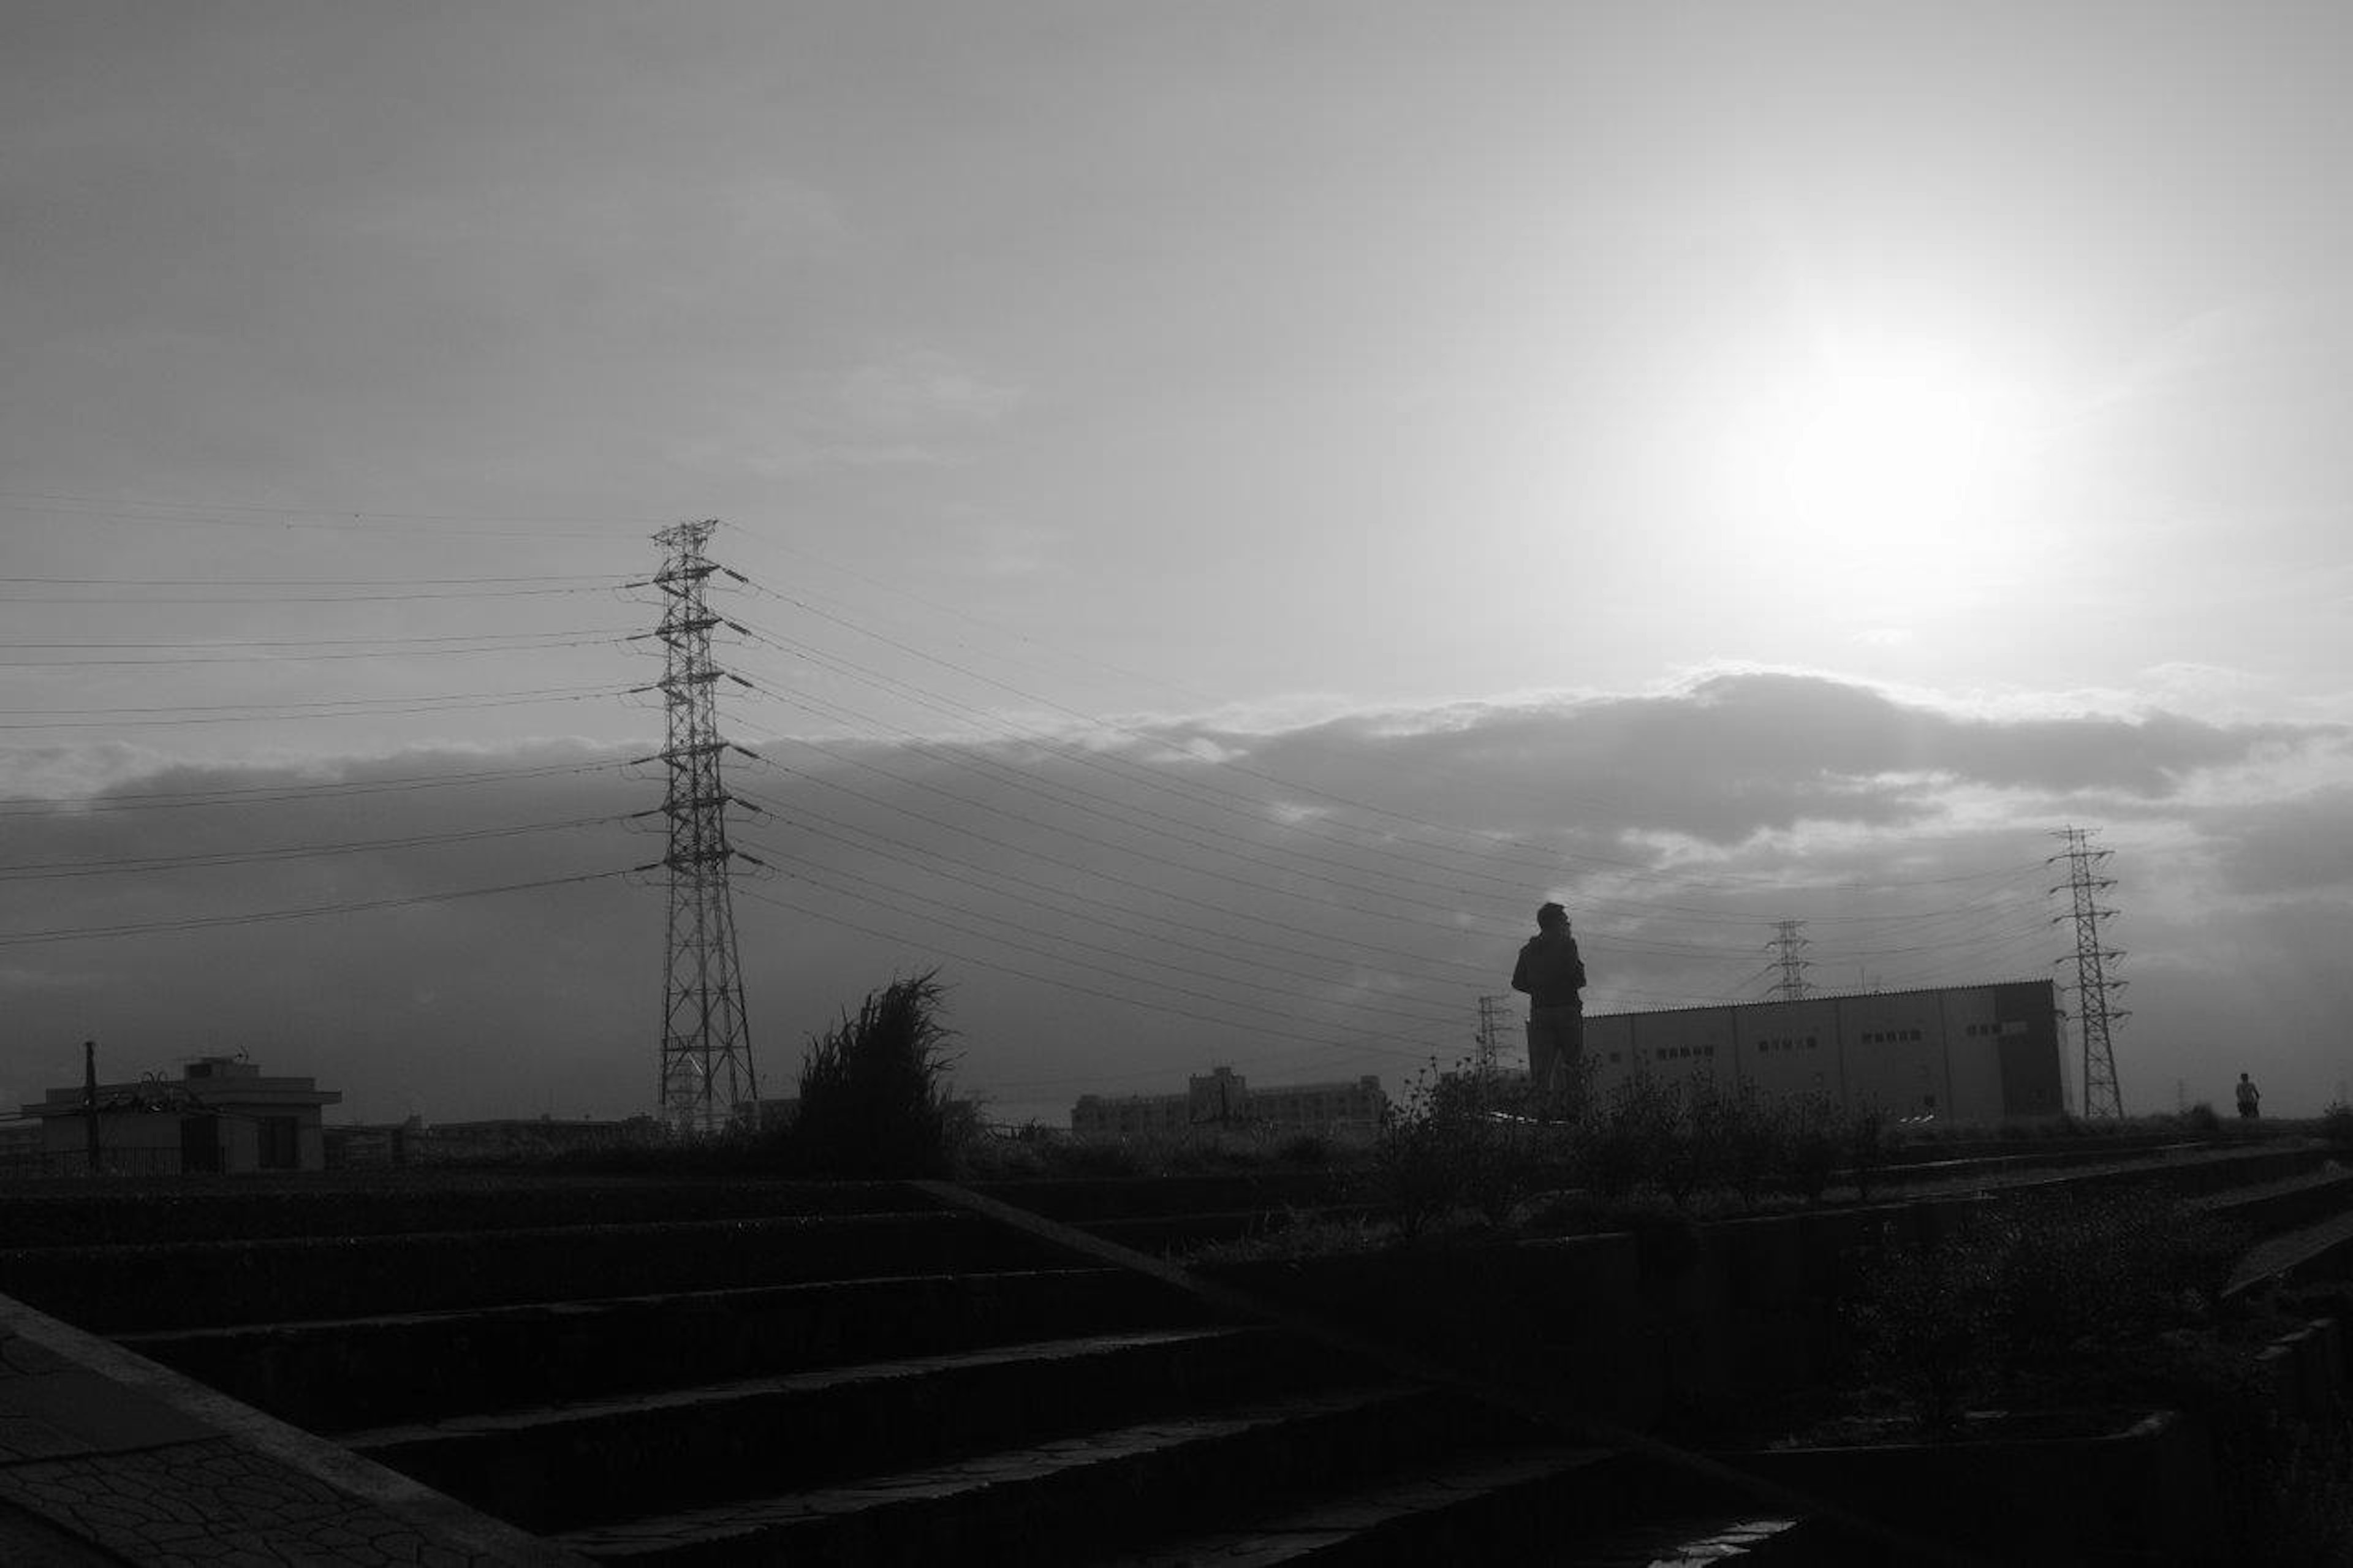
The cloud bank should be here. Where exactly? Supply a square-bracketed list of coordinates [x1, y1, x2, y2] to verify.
[5, 671, 2346, 1126]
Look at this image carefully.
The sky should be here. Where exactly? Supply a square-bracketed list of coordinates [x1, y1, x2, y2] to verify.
[4, 2, 2350, 1126]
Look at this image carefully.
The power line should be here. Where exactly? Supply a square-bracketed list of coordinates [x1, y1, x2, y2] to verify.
[737, 827, 1466, 1033]
[733, 881, 1446, 1074]
[1, 757, 631, 816]
[0, 635, 634, 668]
[721, 567, 2042, 900]
[726, 612, 1989, 937]
[726, 672, 1776, 958]
[0, 813, 622, 882]
[733, 682, 2024, 972]
[767, 853, 1461, 1040]
[0, 869, 630, 948]
[0, 585, 629, 604]
[733, 805, 1469, 1013]
[0, 686, 620, 730]
[0, 627, 628, 648]
[0, 490, 660, 538]
[730, 723, 1547, 968]
[0, 574, 627, 588]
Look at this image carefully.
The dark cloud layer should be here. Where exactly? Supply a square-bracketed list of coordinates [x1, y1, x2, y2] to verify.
[1216, 673, 2328, 844]
[4, 673, 2345, 1124]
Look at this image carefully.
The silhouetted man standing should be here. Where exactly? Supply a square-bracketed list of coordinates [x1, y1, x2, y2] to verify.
[1512, 902, 1586, 1099]
[2237, 1073, 2261, 1120]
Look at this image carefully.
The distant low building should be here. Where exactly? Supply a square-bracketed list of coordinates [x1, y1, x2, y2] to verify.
[0, 1123, 43, 1173]
[1072, 1066, 1387, 1142]
[1237, 1072, 1388, 1140]
[327, 1114, 662, 1167]
[18, 1055, 341, 1175]
[732, 1097, 801, 1134]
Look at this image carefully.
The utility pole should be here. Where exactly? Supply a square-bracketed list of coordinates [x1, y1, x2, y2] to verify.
[2050, 825, 2128, 1119]
[650, 520, 760, 1137]
[1767, 920, 1814, 1003]
[1474, 994, 1513, 1072]
[83, 1040, 100, 1174]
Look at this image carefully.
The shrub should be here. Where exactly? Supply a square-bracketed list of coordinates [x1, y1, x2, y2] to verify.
[1273, 1132, 1335, 1168]
[1371, 1058, 1544, 1235]
[792, 970, 961, 1178]
[1048, 1137, 1148, 1177]
[2180, 1101, 2224, 1134]
[1851, 1188, 2245, 1431]
[1977, 1190, 2241, 1369]
[1852, 1230, 2005, 1430]
[1784, 1092, 1843, 1205]
[1847, 1107, 1889, 1201]
[1688, 1078, 1786, 1211]
[2322, 1101, 2353, 1149]
[1571, 1072, 1681, 1202]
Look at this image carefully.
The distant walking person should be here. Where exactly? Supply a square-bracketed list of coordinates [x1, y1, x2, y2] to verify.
[1512, 902, 1586, 1099]
[2237, 1073, 2261, 1120]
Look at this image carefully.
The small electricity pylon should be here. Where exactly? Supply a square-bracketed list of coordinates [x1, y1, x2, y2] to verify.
[651, 520, 759, 1136]
[1767, 920, 1814, 1002]
[2050, 825, 2128, 1119]
[1474, 994, 1514, 1072]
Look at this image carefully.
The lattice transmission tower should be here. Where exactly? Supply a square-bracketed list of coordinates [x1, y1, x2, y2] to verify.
[2050, 825, 2128, 1119]
[650, 520, 759, 1135]
[1767, 920, 1814, 1002]
[1474, 994, 1514, 1072]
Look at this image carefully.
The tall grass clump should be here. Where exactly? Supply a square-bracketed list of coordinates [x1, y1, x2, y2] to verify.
[794, 970, 961, 1177]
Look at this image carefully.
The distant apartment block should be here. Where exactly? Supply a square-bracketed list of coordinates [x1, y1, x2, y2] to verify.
[17, 1055, 341, 1175]
[1072, 1066, 1387, 1142]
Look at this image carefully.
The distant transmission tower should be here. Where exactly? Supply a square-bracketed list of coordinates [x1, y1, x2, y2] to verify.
[651, 520, 759, 1135]
[1767, 920, 1814, 1002]
[1474, 994, 1514, 1072]
[2050, 825, 2128, 1119]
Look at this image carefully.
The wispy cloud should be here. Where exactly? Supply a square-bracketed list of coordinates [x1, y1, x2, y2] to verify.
[841, 350, 1023, 427]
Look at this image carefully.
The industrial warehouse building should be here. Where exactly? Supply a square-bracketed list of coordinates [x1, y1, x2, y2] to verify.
[1072, 1066, 1388, 1142]
[1583, 979, 2067, 1124]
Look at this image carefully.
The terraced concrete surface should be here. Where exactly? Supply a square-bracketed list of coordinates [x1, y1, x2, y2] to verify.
[0, 1144, 2342, 1563]
[0, 1175, 1840, 1563]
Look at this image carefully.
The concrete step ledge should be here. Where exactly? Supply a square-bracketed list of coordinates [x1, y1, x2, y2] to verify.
[347, 1325, 1358, 1533]
[0, 1209, 1076, 1332]
[0, 1178, 927, 1249]
[2200, 1167, 2353, 1240]
[121, 1265, 1210, 1429]
[0, 1289, 586, 1566]
[1090, 1444, 1618, 1564]
[549, 1384, 1480, 1564]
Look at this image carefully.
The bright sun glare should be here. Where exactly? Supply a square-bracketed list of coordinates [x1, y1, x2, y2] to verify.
[1725, 335, 2042, 580]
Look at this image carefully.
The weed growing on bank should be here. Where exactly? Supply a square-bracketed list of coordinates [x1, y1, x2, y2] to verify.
[1849, 1188, 2245, 1431]
[1361, 1061, 1900, 1234]
[789, 970, 963, 1178]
